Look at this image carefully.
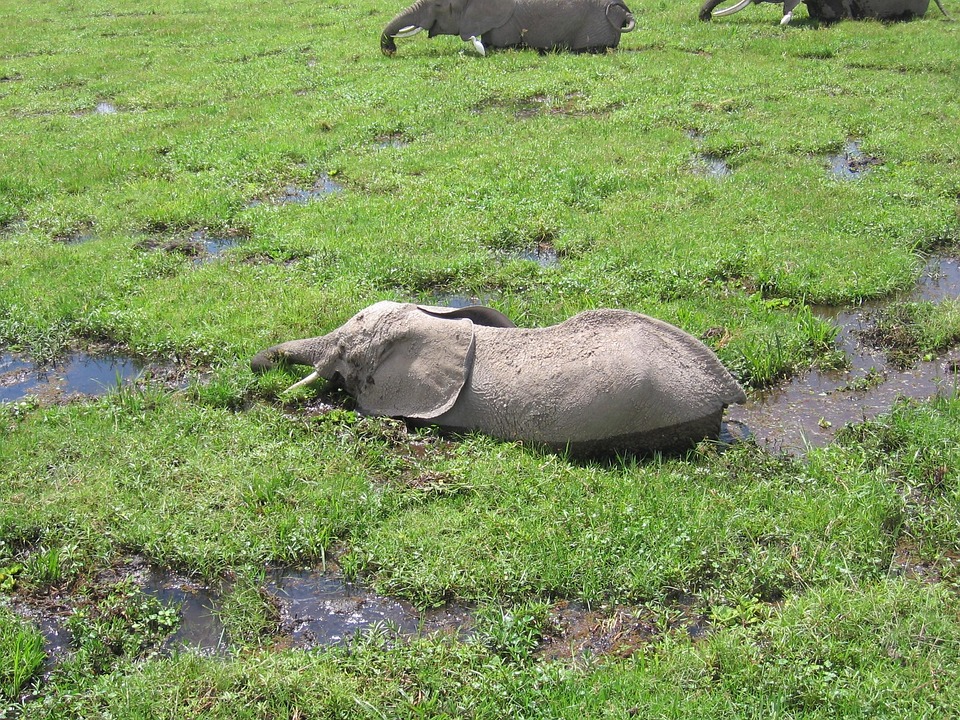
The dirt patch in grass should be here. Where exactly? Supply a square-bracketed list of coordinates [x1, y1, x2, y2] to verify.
[53, 222, 96, 245]
[889, 542, 959, 584]
[538, 598, 708, 662]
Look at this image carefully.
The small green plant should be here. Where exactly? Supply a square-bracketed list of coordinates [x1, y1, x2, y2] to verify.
[0, 564, 22, 592]
[65, 577, 180, 675]
[23, 546, 69, 586]
[474, 600, 552, 664]
[709, 594, 773, 628]
[0, 606, 45, 701]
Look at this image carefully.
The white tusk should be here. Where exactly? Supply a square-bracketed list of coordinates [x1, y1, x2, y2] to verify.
[393, 25, 424, 38]
[780, 9, 794, 23]
[712, 0, 753, 16]
[284, 370, 320, 393]
[622, 17, 636, 31]
[468, 35, 486, 55]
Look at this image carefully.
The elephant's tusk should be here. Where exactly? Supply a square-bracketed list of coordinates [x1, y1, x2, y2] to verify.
[394, 25, 424, 38]
[622, 17, 636, 31]
[779, 9, 794, 23]
[468, 35, 486, 55]
[711, 0, 754, 16]
[285, 370, 321, 393]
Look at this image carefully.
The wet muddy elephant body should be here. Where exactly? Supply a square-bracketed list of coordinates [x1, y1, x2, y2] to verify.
[381, 0, 636, 55]
[251, 302, 746, 457]
[699, 0, 949, 24]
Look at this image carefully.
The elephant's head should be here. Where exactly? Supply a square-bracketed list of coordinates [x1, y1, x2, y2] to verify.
[381, 0, 515, 54]
[251, 301, 515, 418]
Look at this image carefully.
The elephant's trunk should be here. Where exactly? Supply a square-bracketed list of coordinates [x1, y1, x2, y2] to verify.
[381, 1, 430, 55]
[250, 338, 327, 373]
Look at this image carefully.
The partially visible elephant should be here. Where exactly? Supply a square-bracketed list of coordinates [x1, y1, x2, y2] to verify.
[251, 301, 746, 457]
[381, 0, 636, 56]
[699, 0, 949, 23]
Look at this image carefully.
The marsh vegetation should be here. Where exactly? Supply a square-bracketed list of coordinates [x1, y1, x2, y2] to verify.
[1, 0, 959, 716]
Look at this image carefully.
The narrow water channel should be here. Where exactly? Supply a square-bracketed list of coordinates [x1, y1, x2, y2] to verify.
[728, 255, 960, 452]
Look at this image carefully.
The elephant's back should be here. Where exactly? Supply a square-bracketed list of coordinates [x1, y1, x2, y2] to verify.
[453, 309, 745, 446]
[557, 309, 745, 405]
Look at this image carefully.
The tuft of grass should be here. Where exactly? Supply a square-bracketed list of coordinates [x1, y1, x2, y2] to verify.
[0, 606, 45, 702]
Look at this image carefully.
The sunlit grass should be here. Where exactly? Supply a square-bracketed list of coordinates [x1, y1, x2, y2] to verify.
[1, 0, 959, 715]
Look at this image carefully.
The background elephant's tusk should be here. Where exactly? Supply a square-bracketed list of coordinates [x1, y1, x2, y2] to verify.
[284, 370, 321, 393]
[780, 9, 794, 23]
[711, 0, 754, 16]
[394, 25, 424, 38]
[468, 35, 486, 55]
[622, 17, 636, 31]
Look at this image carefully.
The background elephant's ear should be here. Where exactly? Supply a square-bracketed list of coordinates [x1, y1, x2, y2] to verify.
[459, 0, 514, 39]
[354, 315, 475, 420]
[417, 304, 516, 328]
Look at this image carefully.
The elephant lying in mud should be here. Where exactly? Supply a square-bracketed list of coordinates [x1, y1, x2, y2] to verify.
[251, 302, 746, 457]
[699, 0, 949, 24]
[381, 0, 636, 55]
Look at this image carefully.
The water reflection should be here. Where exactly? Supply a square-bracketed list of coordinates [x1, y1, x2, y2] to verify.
[0, 351, 144, 403]
[266, 568, 471, 648]
[827, 139, 881, 180]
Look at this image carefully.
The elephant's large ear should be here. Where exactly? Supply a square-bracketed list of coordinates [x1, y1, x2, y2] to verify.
[416, 304, 516, 328]
[459, 0, 514, 40]
[354, 311, 475, 420]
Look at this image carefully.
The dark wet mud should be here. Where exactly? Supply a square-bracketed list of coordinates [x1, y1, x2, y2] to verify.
[537, 599, 706, 662]
[729, 254, 960, 453]
[0, 350, 144, 404]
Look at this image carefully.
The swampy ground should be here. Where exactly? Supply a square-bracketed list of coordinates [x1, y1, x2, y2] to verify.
[2, 0, 960, 717]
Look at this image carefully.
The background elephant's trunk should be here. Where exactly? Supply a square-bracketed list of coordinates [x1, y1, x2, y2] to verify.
[381, 2, 431, 55]
[699, 0, 755, 20]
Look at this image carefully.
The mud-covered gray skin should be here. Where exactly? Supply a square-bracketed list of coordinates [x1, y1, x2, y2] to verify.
[251, 302, 746, 457]
[699, 0, 949, 24]
[381, 0, 635, 56]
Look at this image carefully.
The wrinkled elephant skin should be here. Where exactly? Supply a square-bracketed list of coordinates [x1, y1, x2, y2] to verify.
[251, 302, 746, 457]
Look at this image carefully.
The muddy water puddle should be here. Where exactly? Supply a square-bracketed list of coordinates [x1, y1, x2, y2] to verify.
[141, 570, 229, 654]
[0, 350, 144, 404]
[686, 129, 732, 179]
[248, 174, 344, 207]
[827, 139, 882, 180]
[730, 254, 960, 453]
[266, 568, 471, 648]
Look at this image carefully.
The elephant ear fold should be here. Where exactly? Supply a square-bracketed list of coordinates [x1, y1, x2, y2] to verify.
[356, 314, 475, 420]
[417, 304, 516, 328]
[459, 0, 514, 40]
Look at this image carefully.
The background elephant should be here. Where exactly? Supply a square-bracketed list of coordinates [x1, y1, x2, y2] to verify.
[251, 301, 746, 457]
[699, 0, 949, 24]
[381, 0, 636, 55]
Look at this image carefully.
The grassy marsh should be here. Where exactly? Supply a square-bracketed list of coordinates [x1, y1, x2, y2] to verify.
[1, 0, 959, 715]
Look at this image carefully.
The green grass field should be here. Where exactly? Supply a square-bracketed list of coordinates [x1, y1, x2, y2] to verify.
[1, 0, 959, 716]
